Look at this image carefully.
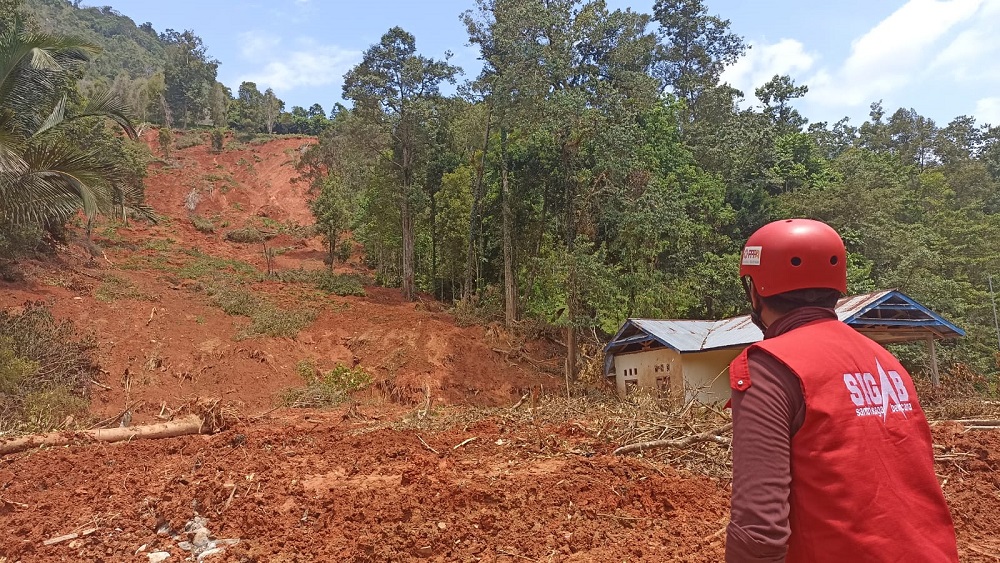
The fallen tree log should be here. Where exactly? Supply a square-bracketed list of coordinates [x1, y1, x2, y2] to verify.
[0, 414, 209, 456]
[954, 419, 1000, 426]
[613, 423, 733, 456]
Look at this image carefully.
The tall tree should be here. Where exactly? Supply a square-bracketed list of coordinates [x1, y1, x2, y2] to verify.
[652, 0, 745, 116]
[756, 74, 808, 132]
[343, 27, 459, 300]
[228, 81, 263, 132]
[261, 88, 283, 134]
[161, 29, 217, 128]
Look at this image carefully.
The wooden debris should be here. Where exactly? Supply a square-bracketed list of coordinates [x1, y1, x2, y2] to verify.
[417, 435, 439, 455]
[453, 437, 478, 450]
[613, 423, 733, 456]
[1, 413, 218, 456]
[43, 527, 96, 546]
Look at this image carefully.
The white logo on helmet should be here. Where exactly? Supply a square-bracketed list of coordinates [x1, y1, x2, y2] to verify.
[742, 246, 762, 266]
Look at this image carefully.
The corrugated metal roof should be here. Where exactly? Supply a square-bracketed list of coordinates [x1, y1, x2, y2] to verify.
[834, 290, 892, 321]
[607, 290, 962, 355]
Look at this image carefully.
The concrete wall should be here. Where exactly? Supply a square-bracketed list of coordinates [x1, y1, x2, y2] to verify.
[612, 347, 681, 398]
[611, 347, 743, 405]
[681, 348, 742, 404]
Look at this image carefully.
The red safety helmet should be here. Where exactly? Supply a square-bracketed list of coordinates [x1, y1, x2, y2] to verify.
[740, 218, 847, 297]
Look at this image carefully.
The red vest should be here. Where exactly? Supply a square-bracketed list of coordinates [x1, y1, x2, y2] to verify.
[729, 319, 958, 562]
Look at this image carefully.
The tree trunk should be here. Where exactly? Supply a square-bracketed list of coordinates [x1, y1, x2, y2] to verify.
[0, 414, 208, 456]
[562, 139, 577, 382]
[464, 110, 492, 300]
[501, 127, 517, 326]
[401, 142, 416, 301]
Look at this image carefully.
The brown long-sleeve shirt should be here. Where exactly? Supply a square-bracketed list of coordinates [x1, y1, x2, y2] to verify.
[725, 307, 837, 563]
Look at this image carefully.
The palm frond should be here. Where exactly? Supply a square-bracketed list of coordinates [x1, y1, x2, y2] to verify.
[74, 90, 138, 139]
[34, 95, 67, 136]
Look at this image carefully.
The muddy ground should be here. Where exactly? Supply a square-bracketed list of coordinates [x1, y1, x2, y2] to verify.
[1, 132, 997, 562]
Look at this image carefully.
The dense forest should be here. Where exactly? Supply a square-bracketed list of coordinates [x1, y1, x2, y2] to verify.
[4, 0, 1000, 384]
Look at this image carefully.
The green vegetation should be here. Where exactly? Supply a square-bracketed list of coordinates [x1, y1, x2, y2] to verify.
[95, 274, 153, 302]
[280, 360, 371, 408]
[224, 227, 267, 243]
[5, 0, 998, 392]
[0, 304, 96, 434]
[174, 130, 204, 150]
[316, 271, 366, 297]
[207, 286, 317, 340]
[0, 5, 150, 239]
[210, 128, 225, 152]
[293, 0, 1000, 387]
[191, 215, 215, 233]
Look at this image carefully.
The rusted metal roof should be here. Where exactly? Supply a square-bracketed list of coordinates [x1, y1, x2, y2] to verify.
[605, 290, 964, 356]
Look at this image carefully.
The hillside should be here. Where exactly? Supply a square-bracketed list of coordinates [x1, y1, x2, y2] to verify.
[0, 136, 998, 562]
[24, 0, 166, 81]
[1, 131, 558, 424]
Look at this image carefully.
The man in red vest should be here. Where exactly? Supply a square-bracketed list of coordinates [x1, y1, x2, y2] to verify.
[726, 218, 959, 562]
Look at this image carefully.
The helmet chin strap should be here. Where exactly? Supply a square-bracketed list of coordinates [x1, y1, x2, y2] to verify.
[742, 277, 769, 333]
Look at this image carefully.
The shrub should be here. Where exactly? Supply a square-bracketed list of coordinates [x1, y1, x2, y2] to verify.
[280, 360, 371, 407]
[210, 129, 225, 153]
[316, 271, 366, 296]
[336, 239, 353, 263]
[0, 304, 97, 434]
[157, 127, 172, 157]
[175, 130, 204, 150]
[224, 227, 266, 243]
[185, 187, 202, 211]
[191, 215, 215, 233]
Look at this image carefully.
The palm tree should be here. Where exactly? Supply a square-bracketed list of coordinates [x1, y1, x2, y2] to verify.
[0, 22, 149, 226]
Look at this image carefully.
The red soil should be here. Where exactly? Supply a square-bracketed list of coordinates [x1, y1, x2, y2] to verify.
[0, 133, 996, 562]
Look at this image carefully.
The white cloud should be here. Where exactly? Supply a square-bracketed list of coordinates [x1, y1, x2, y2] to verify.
[930, 0, 1000, 81]
[237, 36, 362, 93]
[239, 32, 281, 59]
[975, 97, 1000, 125]
[721, 38, 816, 99]
[807, 0, 983, 107]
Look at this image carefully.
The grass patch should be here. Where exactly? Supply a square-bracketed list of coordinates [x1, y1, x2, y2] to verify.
[177, 249, 258, 282]
[191, 215, 215, 234]
[175, 130, 205, 150]
[0, 304, 96, 435]
[95, 274, 153, 302]
[270, 268, 320, 283]
[279, 360, 371, 408]
[208, 285, 317, 339]
[225, 227, 270, 243]
[316, 271, 366, 296]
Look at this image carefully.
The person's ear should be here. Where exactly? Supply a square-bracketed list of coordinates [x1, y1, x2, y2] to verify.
[749, 285, 762, 311]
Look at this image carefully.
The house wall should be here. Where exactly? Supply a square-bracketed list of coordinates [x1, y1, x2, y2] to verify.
[611, 347, 744, 404]
[612, 347, 681, 397]
[681, 348, 743, 404]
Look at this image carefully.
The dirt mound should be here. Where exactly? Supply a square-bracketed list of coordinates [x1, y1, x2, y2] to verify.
[0, 407, 730, 562]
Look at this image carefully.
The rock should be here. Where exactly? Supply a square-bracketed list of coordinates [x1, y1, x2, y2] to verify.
[148, 553, 171, 563]
[192, 529, 211, 548]
[197, 547, 226, 560]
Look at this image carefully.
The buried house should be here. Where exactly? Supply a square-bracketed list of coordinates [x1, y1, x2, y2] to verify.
[603, 290, 965, 404]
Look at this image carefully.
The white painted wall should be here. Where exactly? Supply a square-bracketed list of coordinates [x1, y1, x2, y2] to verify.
[610, 347, 743, 404]
[681, 348, 742, 404]
[612, 347, 681, 397]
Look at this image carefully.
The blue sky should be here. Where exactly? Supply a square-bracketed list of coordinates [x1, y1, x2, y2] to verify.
[97, 0, 1000, 128]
